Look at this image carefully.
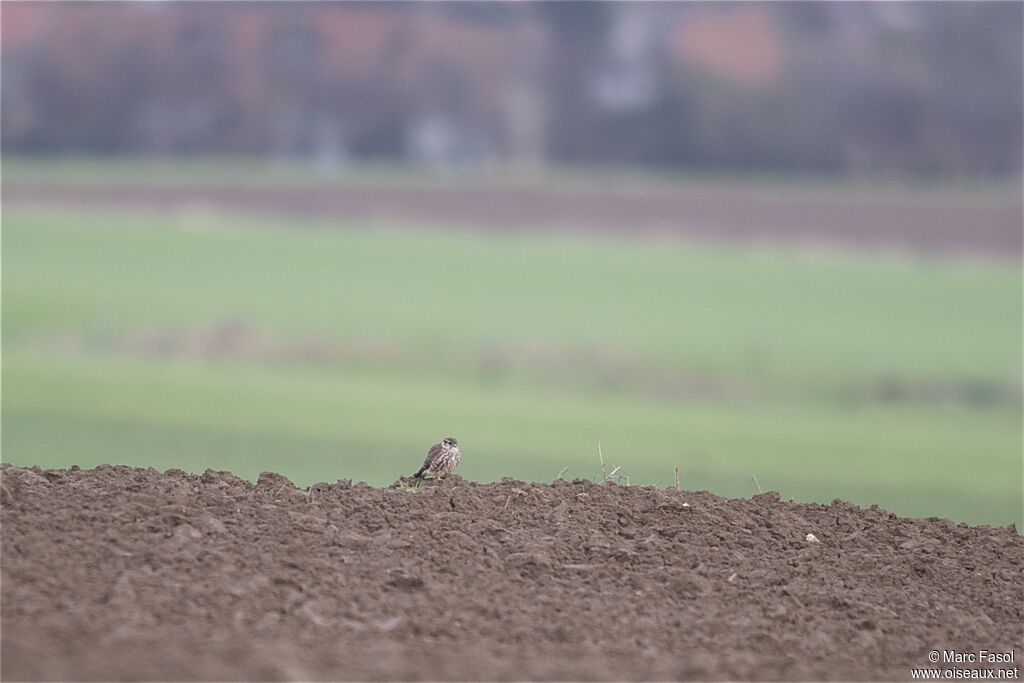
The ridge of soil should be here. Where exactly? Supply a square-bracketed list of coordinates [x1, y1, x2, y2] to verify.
[5, 183, 1022, 257]
[1, 464, 1021, 681]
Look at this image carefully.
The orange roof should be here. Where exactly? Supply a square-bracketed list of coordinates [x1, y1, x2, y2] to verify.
[670, 6, 783, 87]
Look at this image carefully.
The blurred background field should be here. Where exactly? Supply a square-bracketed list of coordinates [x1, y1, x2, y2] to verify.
[4, 180, 1020, 527]
[2, 2, 1021, 527]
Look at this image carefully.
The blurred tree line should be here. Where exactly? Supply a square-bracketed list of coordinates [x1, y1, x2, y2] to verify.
[2, 1, 1020, 177]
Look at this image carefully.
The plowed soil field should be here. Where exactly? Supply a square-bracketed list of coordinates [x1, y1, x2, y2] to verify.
[1, 465, 1021, 681]
[5, 183, 1021, 256]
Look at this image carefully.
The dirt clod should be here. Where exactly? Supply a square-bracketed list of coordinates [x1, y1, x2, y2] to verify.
[1, 465, 1021, 681]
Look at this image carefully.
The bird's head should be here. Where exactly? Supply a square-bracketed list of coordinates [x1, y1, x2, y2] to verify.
[443, 436, 459, 448]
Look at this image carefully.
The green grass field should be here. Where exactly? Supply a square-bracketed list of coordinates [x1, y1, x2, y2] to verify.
[2, 199, 1021, 527]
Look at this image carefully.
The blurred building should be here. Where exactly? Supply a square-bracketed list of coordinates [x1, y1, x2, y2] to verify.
[2, 1, 1021, 177]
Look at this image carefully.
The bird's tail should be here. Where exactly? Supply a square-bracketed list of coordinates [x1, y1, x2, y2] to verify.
[412, 466, 426, 479]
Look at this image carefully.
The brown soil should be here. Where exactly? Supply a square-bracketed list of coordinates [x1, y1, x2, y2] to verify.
[2, 465, 1021, 681]
[4, 183, 1021, 257]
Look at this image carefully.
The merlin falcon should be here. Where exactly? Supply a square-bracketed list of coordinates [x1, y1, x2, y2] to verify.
[413, 437, 461, 480]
